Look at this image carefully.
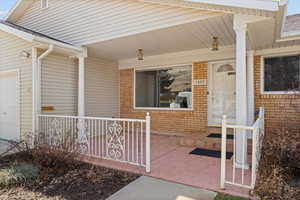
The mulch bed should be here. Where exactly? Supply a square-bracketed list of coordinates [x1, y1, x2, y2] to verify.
[0, 151, 139, 200]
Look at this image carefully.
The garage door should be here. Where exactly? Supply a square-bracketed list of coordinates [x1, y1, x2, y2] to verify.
[0, 71, 19, 141]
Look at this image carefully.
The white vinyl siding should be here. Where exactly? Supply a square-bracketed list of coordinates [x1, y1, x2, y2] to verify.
[0, 31, 33, 137]
[41, 54, 78, 115]
[85, 57, 120, 117]
[41, 55, 120, 118]
[15, 0, 220, 45]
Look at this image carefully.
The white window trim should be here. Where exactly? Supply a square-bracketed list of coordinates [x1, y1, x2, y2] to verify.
[41, 0, 49, 9]
[133, 64, 194, 111]
[261, 53, 300, 95]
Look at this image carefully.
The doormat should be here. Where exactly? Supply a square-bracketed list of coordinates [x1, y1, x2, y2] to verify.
[189, 148, 233, 159]
[207, 133, 234, 140]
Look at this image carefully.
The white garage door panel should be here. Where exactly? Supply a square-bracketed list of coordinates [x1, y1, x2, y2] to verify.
[0, 71, 19, 141]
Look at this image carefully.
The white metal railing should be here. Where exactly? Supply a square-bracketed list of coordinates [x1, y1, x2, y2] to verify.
[220, 107, 265, 190]
[35, 113, 151, 172]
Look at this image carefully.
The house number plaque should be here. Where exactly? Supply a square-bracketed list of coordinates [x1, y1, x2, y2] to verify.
[193, 79, 207, 86]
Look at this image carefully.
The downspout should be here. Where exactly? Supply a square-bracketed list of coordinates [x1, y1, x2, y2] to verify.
[33, 44, 54, 133]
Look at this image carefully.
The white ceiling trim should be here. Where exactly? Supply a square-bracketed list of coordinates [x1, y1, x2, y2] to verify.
[119, 45, 235, 69]
[255, 45, 300, 56]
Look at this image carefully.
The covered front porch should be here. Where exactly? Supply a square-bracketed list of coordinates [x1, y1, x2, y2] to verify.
[36, 108, 264, 199]
[33, 10, 268, 198]
[63, 133, 252, 198]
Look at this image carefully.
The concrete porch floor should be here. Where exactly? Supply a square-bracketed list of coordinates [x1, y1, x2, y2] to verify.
[83, 134, 252, 199]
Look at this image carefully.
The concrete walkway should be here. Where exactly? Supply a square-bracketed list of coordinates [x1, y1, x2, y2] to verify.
[107, 176, 217, 200]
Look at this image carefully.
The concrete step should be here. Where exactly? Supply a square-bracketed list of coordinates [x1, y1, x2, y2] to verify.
[179, 132, 253, 153]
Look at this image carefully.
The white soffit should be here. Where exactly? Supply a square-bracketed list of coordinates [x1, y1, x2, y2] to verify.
[87, 15, 236, 60]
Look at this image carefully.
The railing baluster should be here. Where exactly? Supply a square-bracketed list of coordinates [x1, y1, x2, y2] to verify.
[101, 120, 103, 158]
[127, 121, 130, 162]
[146, 113, 151, 173]
[132, 121, 134, 163]
[141, 121, 143, 165]
[242, 128, 245, 185]
[135, 123, 139, 163]
[233, 128, 236, 184]
[123, 121, 125, 161]
[105, 120, 108, 158]
[251, 124, 258, 189]
[220, 115, 227, 189]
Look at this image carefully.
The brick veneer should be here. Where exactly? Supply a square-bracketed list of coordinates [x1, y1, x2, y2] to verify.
[120, 62, 208, 135]
[254, 56, 300, 132]
[120, 57, 300, 136]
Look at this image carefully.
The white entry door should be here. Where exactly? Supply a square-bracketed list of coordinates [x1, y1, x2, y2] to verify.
[208, 61, 236, 125]
[0, 71, 19, 141]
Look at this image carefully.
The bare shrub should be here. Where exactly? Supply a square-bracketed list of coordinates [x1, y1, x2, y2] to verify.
[255, 126, 300, 199]
[29, 131, 83, 172]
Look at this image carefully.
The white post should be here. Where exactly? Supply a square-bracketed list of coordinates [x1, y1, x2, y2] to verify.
[247, 51, 255, 128]
[146, 112, 151, 173]
[234, 15, 248, 169]
[220, 115, 227, 189]
[78, 56, 85, 116]
[77, 56, 86, 143]
[251, 125, 258, 189]
[32, 47, 38, 133]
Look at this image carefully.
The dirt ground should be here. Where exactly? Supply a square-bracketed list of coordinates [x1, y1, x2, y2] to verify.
[0, 152, 139, 200]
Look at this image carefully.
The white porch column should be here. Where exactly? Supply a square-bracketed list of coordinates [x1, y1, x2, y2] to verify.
[247, 51, 255, 127]
[32, 47, 38, 133]
[234, 15, 248, 168]
[78, 56, 86, 116]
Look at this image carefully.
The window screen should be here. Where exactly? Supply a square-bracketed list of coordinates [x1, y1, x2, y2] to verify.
[264, 55, 300, 92]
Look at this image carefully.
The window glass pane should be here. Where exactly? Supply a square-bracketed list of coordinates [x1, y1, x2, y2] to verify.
[264, 55, 300, 92]
[135, 65, 192, 109]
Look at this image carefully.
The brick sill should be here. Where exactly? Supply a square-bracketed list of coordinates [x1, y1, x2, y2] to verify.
[134, 107, 194, 112]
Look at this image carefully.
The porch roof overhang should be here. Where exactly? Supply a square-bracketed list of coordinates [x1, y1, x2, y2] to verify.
[6, 0, 281, 23]
[0, 20, 85, 56]
[86, 13, 278, 62]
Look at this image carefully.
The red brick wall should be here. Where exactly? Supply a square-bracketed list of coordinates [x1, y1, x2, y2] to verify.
[120, 62, 208, 135]
[120, 57, 300, 136]
[254, 56, 300, 132]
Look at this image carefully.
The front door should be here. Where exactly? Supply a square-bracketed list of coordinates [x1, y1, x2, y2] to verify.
[208, 61, 236, 126]
[0, 71, 19, 141]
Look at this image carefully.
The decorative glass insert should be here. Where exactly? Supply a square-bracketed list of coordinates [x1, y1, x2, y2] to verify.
[217, 64, 234, 72]
[264, 55, 300, 92]
[135, 65, 192, 109]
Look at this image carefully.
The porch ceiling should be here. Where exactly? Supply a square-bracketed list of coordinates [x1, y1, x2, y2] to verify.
[87, 14, 276, 61]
